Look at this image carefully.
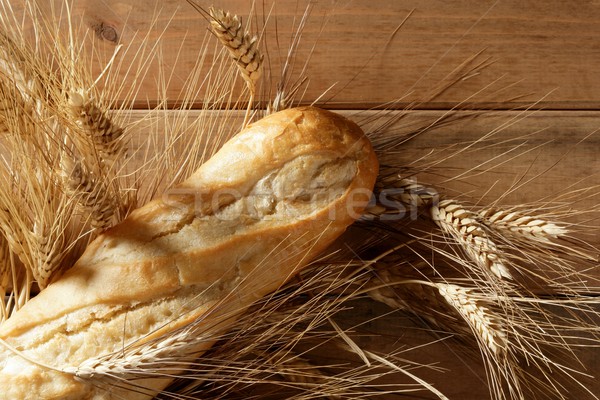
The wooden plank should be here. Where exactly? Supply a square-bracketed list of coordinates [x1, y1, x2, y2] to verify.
[12, 0, 600, 110]
[126, 108, 600, 214]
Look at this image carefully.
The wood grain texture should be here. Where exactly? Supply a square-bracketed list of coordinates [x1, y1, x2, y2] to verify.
[125, 109, 600, 205]
[25, 0, 600, 110]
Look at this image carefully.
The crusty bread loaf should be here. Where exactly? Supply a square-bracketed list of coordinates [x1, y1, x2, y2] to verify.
[0, 106, 378, 399]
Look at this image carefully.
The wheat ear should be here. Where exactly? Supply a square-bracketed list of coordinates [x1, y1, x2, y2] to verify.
[435, 283, 507, 356]
[208, 7, 263, 94]
[0, 82, 71, 289]
[63, 88, 130, 231]
[68, 90, 126, 162]
[478, 207, 568, 241]
[431, 199, 512, 280]
[31, 222, 63, 287]
[60, 158, 116, 230]
[66, 326, 195, 381]
[29, 187, 71, 288]
[209, 7, 263, 127]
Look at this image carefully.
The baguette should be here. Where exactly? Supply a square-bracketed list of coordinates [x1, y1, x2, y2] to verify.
[0, 106, 378, 399]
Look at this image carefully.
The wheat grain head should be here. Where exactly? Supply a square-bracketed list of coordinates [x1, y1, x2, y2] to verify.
[479, 207, 568, 241]
[208, 7, 263, 96]
[435, 282, 507, 356]
[431, 199, 512, 280]
[68, 89, 127, 163]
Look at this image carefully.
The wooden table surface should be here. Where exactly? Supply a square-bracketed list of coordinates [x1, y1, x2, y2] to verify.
[10, 1, 600, 399]
[57, 0, 600, 109]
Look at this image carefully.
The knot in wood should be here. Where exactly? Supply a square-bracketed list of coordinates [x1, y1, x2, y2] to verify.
[93, 22, 118, 43]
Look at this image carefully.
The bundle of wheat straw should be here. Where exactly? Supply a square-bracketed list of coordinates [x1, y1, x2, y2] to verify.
[0, 1, 598, 399]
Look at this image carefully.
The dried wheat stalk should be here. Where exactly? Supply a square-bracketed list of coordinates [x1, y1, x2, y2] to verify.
[368, 279, 450, 322]
[366, 259, 472, 334]
[62, 88, 130, 231]
[209, 7, 263, 96]
[431, 199, 512, 280]
[0, 33, 41, 103]
[365, 175, 437, 219]
[0, 159, 76, 288]
[0, 206, 26, 265]
[0, 31, 53, 155]
[0, 237, 10, 318]
[435, 283, 507, 356]
[68, 90, 126, 162]
[66, 325, 196, 381]
[0, 24, 83, 288]
[479, 207, 568, 241]
[367, 271, 507, 357]
[0, 81, 33, 135]
[368, 266, 491, 344]
[28, 185, 69, 288]
[60, 158, 116, 230]
[0, 93, 72, 290]
[264, 349, 341, 399]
